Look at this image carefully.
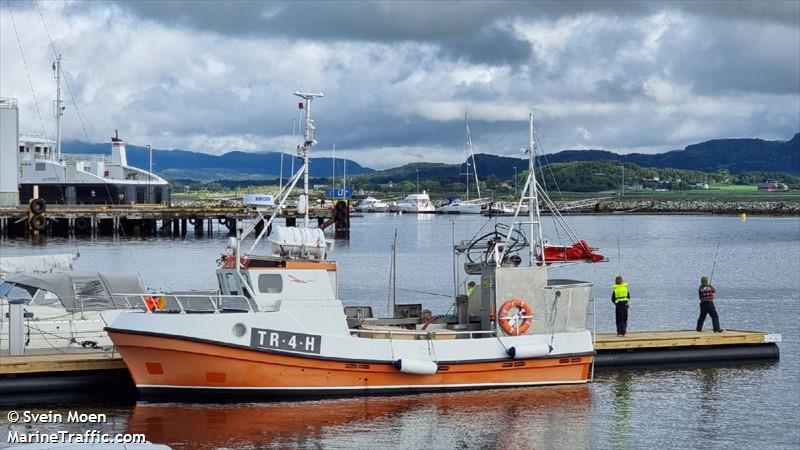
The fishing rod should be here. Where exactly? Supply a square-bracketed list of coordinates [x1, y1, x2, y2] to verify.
[710, 241, 721, 283]
[397, 288, 453, 298]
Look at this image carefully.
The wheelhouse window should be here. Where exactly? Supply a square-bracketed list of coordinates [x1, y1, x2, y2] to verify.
[225, 272, 240, 295]
[258, 274, 283, 294]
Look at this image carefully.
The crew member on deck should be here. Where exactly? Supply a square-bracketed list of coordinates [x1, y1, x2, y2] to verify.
[697, 276, 722, 333]
[466, 281, 477, 298]
[612, 276, 630, 336]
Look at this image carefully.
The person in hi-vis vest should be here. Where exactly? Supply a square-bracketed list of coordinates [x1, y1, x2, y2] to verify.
[612, 275, 630, 336]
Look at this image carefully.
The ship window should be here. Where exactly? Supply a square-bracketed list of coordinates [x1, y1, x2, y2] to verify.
[258, 274, 283, 294]
[35, 163, 46, 171]
[31, 289, 61, 306]
[35, 146, 41, 152]
[225, 272, 240, 295]
[4, 284, 36, 304]
[19, 146, 24, 153]
[0, 282, 13, 296]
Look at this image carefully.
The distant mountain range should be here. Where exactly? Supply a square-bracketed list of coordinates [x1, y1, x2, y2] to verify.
[62, 141, 373, 181]
[64, 132, 799, 182]
[363, 133, 800, 182]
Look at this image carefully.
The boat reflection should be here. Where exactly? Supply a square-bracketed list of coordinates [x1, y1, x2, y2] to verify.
[128, 385, 591, 449]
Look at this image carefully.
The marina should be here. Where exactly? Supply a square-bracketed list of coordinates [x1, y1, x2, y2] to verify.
[1, 1, 798, 449]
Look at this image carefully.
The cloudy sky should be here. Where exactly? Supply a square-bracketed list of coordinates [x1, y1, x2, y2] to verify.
[1, 1, 798, 169]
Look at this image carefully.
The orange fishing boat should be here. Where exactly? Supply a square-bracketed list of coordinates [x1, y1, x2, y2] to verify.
[107, 102, 603, 400]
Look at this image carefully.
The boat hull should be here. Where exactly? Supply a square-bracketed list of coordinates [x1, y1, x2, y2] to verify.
[109, 331, 592, 400]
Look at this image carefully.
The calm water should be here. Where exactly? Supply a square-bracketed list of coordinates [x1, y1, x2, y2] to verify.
[1, 214, 798, 449]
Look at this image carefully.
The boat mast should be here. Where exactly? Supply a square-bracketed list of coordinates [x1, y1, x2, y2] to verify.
[52, 55, 64, 160]
[528, 113, 544, 266]
[294, 91, 323, 227]
[465, 112, 470, 201]
[465, 113, 481, 200]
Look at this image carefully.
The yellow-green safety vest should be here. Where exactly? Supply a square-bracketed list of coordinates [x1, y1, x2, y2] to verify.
[613, 283, 629, 303]
[466, 286, 475, 297]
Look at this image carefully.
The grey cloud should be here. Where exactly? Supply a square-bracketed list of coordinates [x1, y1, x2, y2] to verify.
[440, 24, 534, 66]
[661, 17, 800, 96]
[94, 1, 798, 70]
[6, 1, 797, 170]
[102, 1, 799, 39]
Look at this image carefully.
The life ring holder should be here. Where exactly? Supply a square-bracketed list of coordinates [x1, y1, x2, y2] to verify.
[498, 298, 533, 336]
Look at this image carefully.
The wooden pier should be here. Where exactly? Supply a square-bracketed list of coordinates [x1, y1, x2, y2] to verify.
[0, 329, 780, 404]
[0, 205, 337, 238]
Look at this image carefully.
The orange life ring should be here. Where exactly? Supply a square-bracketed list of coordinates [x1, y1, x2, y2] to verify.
[498, 298, 533, 336]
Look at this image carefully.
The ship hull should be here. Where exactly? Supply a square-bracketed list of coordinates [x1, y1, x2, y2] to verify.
[109, 331, 592, 400]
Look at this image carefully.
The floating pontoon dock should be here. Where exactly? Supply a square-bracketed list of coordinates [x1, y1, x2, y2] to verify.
[594, 329, 781, 367]
[0, 349, 133, 405]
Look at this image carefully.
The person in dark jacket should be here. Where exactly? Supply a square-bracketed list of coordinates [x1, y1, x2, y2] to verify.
[697, 276, 722, 332]
[612, 275, 630, 336]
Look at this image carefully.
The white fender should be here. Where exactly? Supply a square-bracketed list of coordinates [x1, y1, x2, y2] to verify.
[506, 344, 553, 359]
[393, 358, 438, 375]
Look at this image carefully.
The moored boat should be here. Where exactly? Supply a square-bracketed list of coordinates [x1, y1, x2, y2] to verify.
[396, 191, 436, 213]
[356, 196, 390, 212]
[106, 106, 602, 400]
[439, 113, 486, 214]
[0, 271, 146, 351]
[439, 198, 484, 214]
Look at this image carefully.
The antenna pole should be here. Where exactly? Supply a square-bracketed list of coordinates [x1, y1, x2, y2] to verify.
[294, 91, 324, 227]
[148, 144, 152, 202]
[53, 55, 63, 160]
[529, 113, 544, 266]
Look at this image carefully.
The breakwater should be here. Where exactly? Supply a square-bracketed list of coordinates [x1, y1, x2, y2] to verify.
[596, 198, 800, 215]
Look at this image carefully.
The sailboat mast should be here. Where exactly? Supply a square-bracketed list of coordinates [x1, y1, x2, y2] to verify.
[465, 112, 470, 201]
[294, 91, 324, 227]
[466, 115, 481, 200]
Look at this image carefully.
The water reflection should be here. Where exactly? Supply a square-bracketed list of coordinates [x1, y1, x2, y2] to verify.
[610, 372, 632, 450]
[127, 385, 591, 450]
[698, 368, 720, 444]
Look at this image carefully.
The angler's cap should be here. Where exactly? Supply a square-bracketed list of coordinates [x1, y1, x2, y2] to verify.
[701, 276, 709, 285]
